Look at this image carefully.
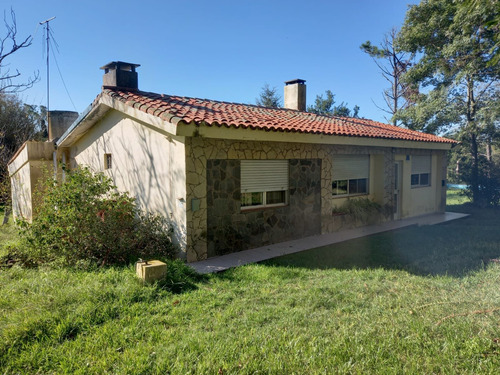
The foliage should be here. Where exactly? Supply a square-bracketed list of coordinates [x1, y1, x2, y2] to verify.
[395, 0, 500, 205]
[457, 152, 500, 206]
[0, 8, 39, 93]
[0, 93, 47, 205]
[1, 201, 500, 373]
[256, 83, 282, 108]
[0, 206, 17, 259]
[360, 28, 415, 125]
[333, 198, 385, 224]
[307, 89, 360, 117]
[394, 86, 461, 134]
[462, 0, 500, 66]
[12, 167, 176, 267]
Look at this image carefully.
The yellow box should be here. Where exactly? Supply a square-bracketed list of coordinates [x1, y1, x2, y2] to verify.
[136, 260, 167, 283]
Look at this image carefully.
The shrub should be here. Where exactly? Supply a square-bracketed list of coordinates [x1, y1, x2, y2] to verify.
[14, 167, 177, 267]
[459, 154, 500, 207]
[333, 198, 387, 224]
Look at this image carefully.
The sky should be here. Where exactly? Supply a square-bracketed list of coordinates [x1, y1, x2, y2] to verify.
[1, 0, 417, 123]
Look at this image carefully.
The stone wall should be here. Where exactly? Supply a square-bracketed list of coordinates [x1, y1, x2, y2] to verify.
[205, 159, 322, 257]
[184, 137, 396, 262]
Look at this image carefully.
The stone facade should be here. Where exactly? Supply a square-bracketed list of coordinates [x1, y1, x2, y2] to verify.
[184, 136, 401, 262]
[205, 159, 322, 257]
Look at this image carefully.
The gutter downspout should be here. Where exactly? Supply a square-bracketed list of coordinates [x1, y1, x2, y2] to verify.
[53, 150, 57, 180]
[62, 152, 66, 182]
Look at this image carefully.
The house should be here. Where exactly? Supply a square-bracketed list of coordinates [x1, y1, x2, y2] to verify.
[8, 61, 456, 262]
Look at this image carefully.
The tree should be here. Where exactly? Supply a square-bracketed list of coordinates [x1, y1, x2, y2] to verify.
[0, 9, 38, 93]
[307, 90, 360, 117]
[396, 0, 500, 206]
[256, 84, 282, 108]
[360, 28, 415, 125]
[462, 0, 500, 66]
[0, 94, 46, 205]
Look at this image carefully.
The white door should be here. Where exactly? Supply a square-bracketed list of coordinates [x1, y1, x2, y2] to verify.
[394, 161, 402, 220]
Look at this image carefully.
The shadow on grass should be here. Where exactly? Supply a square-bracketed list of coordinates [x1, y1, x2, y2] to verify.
[151, 259, 209, 294]
[263, 204, 500, 278]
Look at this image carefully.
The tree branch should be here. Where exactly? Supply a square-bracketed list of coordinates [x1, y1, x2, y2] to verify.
[0, 8, 37, 93]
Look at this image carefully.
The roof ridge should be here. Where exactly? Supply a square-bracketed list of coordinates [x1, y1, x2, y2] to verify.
[100, 88, 457, 144]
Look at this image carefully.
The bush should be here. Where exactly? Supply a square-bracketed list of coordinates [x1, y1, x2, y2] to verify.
[14, 167, 177, 267]
[333, 198, 388, 224]
[459, 155, 500, 207]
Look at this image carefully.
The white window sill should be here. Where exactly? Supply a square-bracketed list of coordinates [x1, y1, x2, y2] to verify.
[332, 193, 369, 199]
[241, 203, 287, 212]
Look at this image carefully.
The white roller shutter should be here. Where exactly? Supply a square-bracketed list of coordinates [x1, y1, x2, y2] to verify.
[241, 160, 289, 193]
[332, 155, 369, 180]
[412, 155, 431, 174]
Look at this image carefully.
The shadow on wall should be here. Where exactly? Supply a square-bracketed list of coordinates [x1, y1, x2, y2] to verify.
[114, 125, 187, 254]
[72, 117, 187, 257]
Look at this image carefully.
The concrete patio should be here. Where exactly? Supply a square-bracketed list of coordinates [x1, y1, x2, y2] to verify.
[189, 212, 469, 274]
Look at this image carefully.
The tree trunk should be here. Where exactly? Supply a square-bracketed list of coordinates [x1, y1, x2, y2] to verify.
[470, 132, 481, 205]
[466, 76, 481, 206]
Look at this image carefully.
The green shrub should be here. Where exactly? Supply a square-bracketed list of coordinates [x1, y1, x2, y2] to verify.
[333, 198, 386, 224]
[459, 154, 500, 207]
[14, 167, 177, 267]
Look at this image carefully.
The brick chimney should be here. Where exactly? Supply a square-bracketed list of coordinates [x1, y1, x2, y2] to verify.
[284, 79, 306, 111]
[101, 61, 140, 90]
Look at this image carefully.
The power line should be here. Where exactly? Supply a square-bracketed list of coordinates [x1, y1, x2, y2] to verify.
[49, 36, 77, 112]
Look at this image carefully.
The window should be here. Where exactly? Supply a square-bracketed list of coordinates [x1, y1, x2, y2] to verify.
[411, 155, 431, 187]
[104, 153, 112, 170]
[241, 160, 288, 209]
[332, 155, 369, 196]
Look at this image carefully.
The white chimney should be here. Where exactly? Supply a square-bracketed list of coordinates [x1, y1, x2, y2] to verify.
[284, 79, 306, 111]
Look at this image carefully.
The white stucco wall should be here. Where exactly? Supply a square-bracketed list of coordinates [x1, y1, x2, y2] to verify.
[10, 162, 32, 219]
[397, 153, 445, 218]
[8, 142, 55, 221]
[69, 110, 187, 256]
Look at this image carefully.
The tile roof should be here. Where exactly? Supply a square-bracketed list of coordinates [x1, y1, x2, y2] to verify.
[100, 88, 456, 144]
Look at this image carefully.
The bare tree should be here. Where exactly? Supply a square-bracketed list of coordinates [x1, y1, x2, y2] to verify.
[360, 28, 415, 125]
[0, 8, 39, 93]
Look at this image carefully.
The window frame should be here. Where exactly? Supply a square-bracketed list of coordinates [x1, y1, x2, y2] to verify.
[332, 155, 370, 197]
[411, 155, 431, 188]
[332, 178, 369, 197]
[240, 160, 289, 211]
[104, 153, 112, 170]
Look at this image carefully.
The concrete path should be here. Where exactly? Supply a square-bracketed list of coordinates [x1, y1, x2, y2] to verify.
[189, 212, 469, 274]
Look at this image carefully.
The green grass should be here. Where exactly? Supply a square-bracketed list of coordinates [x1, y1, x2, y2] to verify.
[1, 194, 500, 373]
[446, 187, 471, 208]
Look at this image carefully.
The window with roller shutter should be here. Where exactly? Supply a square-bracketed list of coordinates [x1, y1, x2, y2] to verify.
[411, 155, 431, 187]
[332, 155, 370, 196]
[240, 160, 289, 209]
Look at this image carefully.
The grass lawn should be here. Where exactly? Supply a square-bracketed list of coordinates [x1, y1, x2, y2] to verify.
[1, 192, 500, 373]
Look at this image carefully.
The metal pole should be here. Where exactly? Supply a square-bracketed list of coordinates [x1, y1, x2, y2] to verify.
[39, 17, 55, 131]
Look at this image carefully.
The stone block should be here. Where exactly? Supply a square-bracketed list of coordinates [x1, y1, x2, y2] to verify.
[136, 260, 167, 283]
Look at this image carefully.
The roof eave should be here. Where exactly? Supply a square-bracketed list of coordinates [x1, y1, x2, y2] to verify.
[57, 102, 111, 148]
[176, 121, 454, 150]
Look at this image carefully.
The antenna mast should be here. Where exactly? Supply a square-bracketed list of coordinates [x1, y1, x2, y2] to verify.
[39, 16, 56, 128]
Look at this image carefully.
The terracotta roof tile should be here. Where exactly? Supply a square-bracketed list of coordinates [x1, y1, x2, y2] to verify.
[101, 88, 456, 144]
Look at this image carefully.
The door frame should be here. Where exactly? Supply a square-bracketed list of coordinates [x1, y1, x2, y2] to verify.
[393, 161, 403, 220]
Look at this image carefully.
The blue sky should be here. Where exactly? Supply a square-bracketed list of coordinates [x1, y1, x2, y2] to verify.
[2, 0, 417, 123]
